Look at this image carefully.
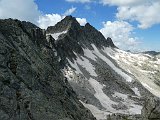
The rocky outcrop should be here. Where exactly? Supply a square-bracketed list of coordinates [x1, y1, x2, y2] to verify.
[47, 16, 80, 34]
[0, 19, 96, 120]
[141, 97, 160, 120]
[46, 16, 116, 63]
[107, 114, 142, 120]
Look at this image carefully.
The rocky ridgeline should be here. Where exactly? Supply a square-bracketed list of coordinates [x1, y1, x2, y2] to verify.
[46, 16, 115, 65]
[0, 18, 95, 120]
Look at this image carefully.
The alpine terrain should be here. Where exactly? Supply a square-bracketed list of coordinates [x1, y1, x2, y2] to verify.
[0, 16, 160, 120]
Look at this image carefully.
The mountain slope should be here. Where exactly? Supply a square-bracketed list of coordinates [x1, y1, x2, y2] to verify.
[46, 16, 159, 120]
[0, 19, 96, 120]
[0, 16, 160, 120]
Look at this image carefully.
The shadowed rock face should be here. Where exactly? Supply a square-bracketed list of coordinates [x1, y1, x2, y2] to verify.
[47, 16, 80, 34]
[0, 19, 96, 120]
[46, 16, 116, 64]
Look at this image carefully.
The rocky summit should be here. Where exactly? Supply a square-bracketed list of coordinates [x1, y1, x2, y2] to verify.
[0, 16, 160, 120]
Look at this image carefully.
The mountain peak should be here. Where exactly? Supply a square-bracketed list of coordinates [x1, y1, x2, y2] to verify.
[62, 15, 76, 22]
[47, 16, 80, 34]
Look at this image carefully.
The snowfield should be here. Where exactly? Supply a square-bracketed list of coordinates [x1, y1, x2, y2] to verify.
[105, 48, 160, 97]
[47, 30, 67, 40]
[62, 45, 153, 120]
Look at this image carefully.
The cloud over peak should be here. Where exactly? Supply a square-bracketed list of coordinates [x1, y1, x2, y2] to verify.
[38, 14, 87, 29]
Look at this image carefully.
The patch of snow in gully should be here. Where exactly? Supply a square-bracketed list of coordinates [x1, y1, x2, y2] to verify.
[91, 44, 132, 82]
[47, 31, 67, 40]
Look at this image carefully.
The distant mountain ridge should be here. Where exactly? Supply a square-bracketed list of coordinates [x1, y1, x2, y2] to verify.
[143, 51, 160, 56]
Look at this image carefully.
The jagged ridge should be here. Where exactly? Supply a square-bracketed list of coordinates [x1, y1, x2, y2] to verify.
[0, 18, 96, 120]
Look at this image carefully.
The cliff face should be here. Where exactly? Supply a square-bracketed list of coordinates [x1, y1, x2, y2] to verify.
[0, 19, 96, 120]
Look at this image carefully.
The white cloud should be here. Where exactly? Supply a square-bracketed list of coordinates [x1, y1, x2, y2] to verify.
[116, 2, 160, 29]
[0, 0, 40, 24]
[38, 14, 87, 29]
[37, 14, 64, 29]
[76, 18, 87, 26]
[66, 0, 92, 3]
[100, 21, 140, 50]
[100, 0, 160, 29]
[64, 7, 76, 16]
[100, 0, 145, 6]
[0, 0, 86, 29]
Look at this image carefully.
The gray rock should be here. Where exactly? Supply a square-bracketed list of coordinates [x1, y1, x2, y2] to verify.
[0, 18, 96, 120]
[142, 97, 160, 120]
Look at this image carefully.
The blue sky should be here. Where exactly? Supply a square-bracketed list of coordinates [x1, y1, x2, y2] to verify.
[0, 0, 160, 51]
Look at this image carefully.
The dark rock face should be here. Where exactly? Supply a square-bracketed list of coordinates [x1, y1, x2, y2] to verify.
[46, 16, 116, 64]
[47, 16, 80, 34]
[0, 19, 96, 120]
[141, 97, 160, 120]
[107, 114, 142, 120]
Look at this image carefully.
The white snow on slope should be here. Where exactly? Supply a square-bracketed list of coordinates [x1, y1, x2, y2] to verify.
[47, 30, 67, 40]
[64, 47, 144, 119]
[89, 78, 117, 110]
[92, 44, 133, 82]
[83, 48, 97, 61]
[80, 101, 110, 120]
[76, 56, 97, 77]
[132, 87, 141, 96]
[67, 53, 97, 77]
[67, 58, 83, 75]
[105, 48, 160, 98]
[88, 78, 142, 117]
[112, 92, 142, 114]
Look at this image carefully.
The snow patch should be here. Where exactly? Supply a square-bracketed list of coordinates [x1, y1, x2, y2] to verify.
[83, 48, 97, 61]
[112, 92, 128, 100]
[112, 92, 142, 114]
[47, 30, 67, 40]
[80, 101, 109, 120]
[92, 44, 133, 82]
[131, 87, 141, 96]
[89, 78, 117, 110]
[76, 56, 97, 77]
[67, 58, 83, 75]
